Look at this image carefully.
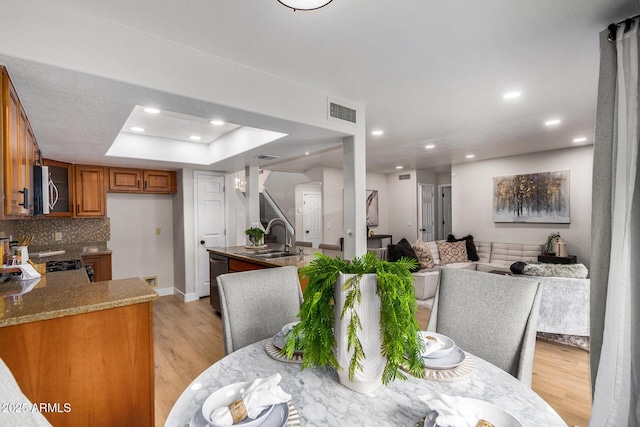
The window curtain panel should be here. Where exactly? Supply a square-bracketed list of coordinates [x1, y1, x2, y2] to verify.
[591, 19, 640, 426]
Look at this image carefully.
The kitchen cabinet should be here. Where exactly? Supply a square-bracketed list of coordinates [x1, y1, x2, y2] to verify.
[1, 66, 38, 217]
[42, 158, 74, 217]
[74, 164, 106, 217]
[108, 167, 176, 194]
[82, 253, 112, 281]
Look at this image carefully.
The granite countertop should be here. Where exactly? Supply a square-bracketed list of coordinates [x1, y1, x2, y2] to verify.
[207, 245, 343, 269]
[0, 269, 158, 328]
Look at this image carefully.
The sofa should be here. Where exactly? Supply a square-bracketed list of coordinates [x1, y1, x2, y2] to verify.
[400, 238, 590, 336]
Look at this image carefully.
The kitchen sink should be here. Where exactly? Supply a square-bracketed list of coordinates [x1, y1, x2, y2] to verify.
[253, 251, 298, 259]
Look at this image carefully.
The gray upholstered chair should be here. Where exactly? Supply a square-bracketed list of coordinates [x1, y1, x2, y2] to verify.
[295, 241, 312, 247]
[0, 358, 52, 426]
[426, 268, 542, 386]
[217, 266, 303, 355]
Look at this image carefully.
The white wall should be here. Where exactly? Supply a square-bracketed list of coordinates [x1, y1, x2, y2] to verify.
[386, 170, 419, 243]
[108, 193, 174, 296]
[451, 145, 593, 268]
[322, 168, 345, 246]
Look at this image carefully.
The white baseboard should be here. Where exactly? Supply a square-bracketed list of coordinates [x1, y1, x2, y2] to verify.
[171, 288, 200, 302]
[154, 287, 174, 297]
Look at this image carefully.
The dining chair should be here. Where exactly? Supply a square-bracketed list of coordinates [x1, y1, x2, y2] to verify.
[318, 243, 341, 251]
[295, 241, 312, 247]
[426, 268, 542, 386]
[217, 266, 304, 355]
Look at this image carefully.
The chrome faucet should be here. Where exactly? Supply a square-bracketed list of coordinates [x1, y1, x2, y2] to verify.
[264, 217, 292, 252]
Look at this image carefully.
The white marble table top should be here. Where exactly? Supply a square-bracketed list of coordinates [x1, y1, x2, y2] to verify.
[165, 339, 567, 427]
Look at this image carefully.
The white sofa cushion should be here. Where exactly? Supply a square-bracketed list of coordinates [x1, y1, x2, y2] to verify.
[475, 241, 492, 264]
[489, 242, 541, 267]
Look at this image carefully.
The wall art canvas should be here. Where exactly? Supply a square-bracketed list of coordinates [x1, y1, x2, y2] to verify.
[493, 170, 570, 223]
[366, 190, 379, 226]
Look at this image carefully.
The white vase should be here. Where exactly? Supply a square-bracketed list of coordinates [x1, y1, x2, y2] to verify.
[333, 273, 384, 394]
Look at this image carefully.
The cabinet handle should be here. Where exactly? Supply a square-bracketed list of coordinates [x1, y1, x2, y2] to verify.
[137, 180, 140, 188]
[77, 204, 80, 214]
[144, 180, 147, 190]
[18, 187, 28, 208]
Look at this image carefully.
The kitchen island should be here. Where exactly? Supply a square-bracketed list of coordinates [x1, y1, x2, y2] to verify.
[0, 268, 158, 426]
[207, 245, 341, 312]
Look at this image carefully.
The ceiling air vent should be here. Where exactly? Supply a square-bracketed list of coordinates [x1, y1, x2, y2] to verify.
[398, 174, 411, 180]
[329, 101, 357, 124]
[255, 154, 280, 160]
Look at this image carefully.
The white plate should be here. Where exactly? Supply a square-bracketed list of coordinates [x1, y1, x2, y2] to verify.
[422, 398, 523, 427]
[281, 321, 299, 335]
[419, 332, 455, 359]
[273, 332, 304, 356]
[200, 382, 274, 427]
[422, 346, 466, 370]
[191, 402, 289, 427]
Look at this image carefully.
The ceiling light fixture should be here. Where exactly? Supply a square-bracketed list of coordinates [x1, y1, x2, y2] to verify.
[189, 135, 202, 141]
[130, 127, 145, 132]
[465, 154, 475, 159]
[503, 91, 522, 100]
[277, 0, 333, 11]
[573, 137, 587, 143]
[305, 152, 310, 155]
[371, 130, 384, 136]
[396, 166, 403, 169]
[210, 120, 225, 126]
[143, 107, 160, 114]
[545, 119, 561, 126]
[425, 144, 435, 149]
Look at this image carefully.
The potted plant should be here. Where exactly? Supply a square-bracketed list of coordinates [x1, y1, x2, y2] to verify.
[544, 232, 561, 255]
[283, 252, 425, 393]
[245, 227, 265, 247]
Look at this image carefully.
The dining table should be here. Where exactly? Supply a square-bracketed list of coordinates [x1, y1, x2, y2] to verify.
[165, 337, 568, 427]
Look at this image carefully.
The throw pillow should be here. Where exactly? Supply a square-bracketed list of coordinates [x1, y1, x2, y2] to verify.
[436, 240, 468, 264]
[445, 234, 480, 262]
[387, 238, 420, 272]
[412, 239, 434, 269]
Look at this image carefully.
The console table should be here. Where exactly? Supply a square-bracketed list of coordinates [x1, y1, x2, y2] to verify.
[538, 255, 577, 264]
[367, 234, 393, 248]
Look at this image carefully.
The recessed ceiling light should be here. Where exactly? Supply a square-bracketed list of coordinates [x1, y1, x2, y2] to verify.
[189, 135, 202, 141]
[503, 91, 522, 100]
[371, 130, 384, 136]
[573, 137, 587, 143]
[210, 120, 225, 126]
[465, 154, 475, 159]
[425, 144, 435, 149]
[143, 107, 160, 114]
[305, 152, 310, 155]
[396, 166, 403, 169]
[130, 127, 145, 132]
[545, 119, 561, 126]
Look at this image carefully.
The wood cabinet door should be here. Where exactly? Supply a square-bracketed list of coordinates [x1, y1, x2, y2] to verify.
[143, 169, 175, 193]
[3, 75, 28, 216]
[74, 165, 106, 217]
[109, 167, 142, 192]
[43, 159, 74, 216]
[82, 254, 112, 282]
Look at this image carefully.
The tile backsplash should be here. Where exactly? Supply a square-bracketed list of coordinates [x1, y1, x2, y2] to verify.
[0, 218, 110, 245]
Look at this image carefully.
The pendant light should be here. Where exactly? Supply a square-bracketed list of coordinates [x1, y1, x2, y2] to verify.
[277, 0, 333, 11]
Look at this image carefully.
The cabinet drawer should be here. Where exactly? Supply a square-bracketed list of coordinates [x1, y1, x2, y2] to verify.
[228, 258, 268, 272]
[109, 168, 142, 192]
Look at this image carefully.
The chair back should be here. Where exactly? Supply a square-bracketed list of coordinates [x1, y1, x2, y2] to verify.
[217, 266, 303, 355]
[426, 268, 541, 386]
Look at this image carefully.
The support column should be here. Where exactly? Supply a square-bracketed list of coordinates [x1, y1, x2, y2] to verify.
[245, 165, 261, 233]
[343, 135, 367, 259]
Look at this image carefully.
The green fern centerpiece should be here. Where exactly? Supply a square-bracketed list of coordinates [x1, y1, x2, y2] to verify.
[283, 251, 425, 387]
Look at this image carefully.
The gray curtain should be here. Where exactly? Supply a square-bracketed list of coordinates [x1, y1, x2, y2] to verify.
[591, 21, 640, 426]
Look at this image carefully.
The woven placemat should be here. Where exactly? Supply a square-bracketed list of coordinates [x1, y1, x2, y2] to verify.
[265, 338, 303, 364]
[402, 352, 475, 382]
[286, 401, 301, 426]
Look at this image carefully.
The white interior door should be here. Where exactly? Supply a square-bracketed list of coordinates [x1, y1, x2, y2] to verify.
[196, 172, 225, 298]
[440, 185, 452, 239]
[302, 192, 322, 247]
[419, 184, 435, 242]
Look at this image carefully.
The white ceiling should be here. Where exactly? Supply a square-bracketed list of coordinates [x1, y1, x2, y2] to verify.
[1, 0, 638, 174]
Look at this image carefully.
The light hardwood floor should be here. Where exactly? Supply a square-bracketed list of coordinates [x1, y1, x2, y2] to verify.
[153, 296, 591, 426]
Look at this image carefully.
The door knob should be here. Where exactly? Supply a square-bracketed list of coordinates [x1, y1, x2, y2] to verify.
[305, 230, 310, 234]
[200, 240, 205, 245]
